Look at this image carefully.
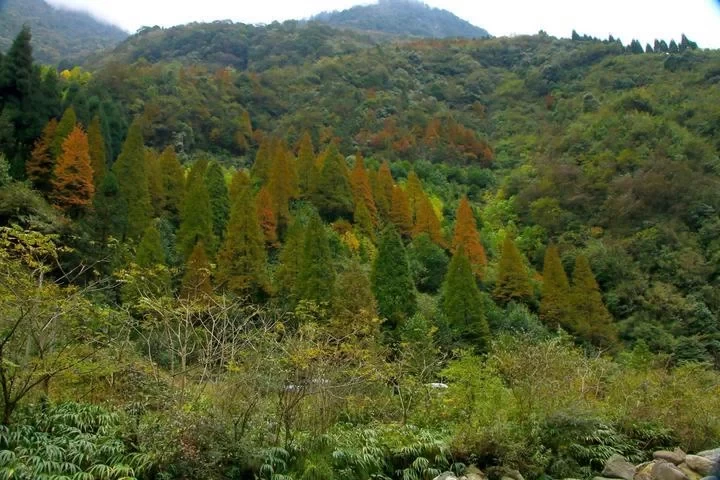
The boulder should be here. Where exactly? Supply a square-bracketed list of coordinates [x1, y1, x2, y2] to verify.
[652, 461, 690, 480]
[654, 450, 687, 465]
[685, 456, 715, 476]
[678, 462, 703, 480]
[602, 454, 636, 480]
[636, 461, 656, 480]
[434, 472, 458, 480]
[697, 449, 720, 464]
[505, 470, 524, 480]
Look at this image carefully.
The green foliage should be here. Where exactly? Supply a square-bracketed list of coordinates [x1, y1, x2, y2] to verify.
[408, 233, 449, 293]
[372, 226, 416, 331]
[136, 221, 166, 267]
[297, 210, 335, 305]
[177, 160, 215, 259]
[112, 119, 152, 240]
[312, 144, 354, 221]
[0, 402, 151, 479]
[205, 160, 230, 241]
[442, 249, 489, 350]
[493, 235, 533, 305]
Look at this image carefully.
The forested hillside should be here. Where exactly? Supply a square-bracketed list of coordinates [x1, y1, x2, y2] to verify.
[312, 0, 489, 39]
[1, 20, 720, 480]
[0, 0, 127, 65]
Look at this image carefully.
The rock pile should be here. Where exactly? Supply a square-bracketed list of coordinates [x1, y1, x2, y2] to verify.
[595, 448, 719, 480]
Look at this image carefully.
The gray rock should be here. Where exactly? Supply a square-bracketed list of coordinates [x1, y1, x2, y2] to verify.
[434, 472, 458, 480]
[685, 456, 715, 477]
[602, 454, 636, 480]
[654, 450, 687, 465]
[652, 461, 690, 480]
[678, 463, 702, 480]
[636, 461, 656, 480]
[697, 449, 720, 463]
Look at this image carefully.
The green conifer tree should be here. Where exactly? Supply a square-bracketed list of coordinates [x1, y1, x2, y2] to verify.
[177, 160, 215, 259]
[51, 106, 77, 158]
[112, 119, 152, 240]
[181, 241, 213, 300]
[539, 245, 571, 330]
[296, 211, 335, 305]
[205, 161, 230, 241]
[216, 182, 268, 297]
[312, 143, 354, 221]
[442, 248, 489, 350]
[493, 234, 533, 304]
[275, 215, 306, 304]
[159, 146, 185, 224]
[371, 226, 416, 330]
[570, 255, 617, 348]
[297, 131, 317, 197]
[87, 115, 106, 187]
[136, 222, 166, 268]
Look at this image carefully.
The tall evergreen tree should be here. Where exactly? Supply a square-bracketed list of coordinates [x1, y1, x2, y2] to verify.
[297, 131, 317, 197]
[177, 160, 214, 259]
[452, 196, 487, 279]
[51, 107, 77, 159]
[412, 192, 443, 246]
[570, 255, 617, 348]
[372, 226, 416, 330]
[205, 161, 230, 241]
[145, 149, 164, 217]
[350, 152, 378, 226]
[252, 135, 273, 183]
[229, 168, 251, 204]
[374, 161, 394, 221]
[112, 119, 152, 240]
[267, 140, 297, 228]
[312, 143, 354, 221]
[442, 248, 489, 350]
[181, 241, 213, 300]
[136, 222, 166, 268]
[90, 171, 126, 243]
[26, 118, 57, 193]
[159, 146, 184, 224]
[87, 115, 106, 187]
[275, 215, 306, 304]
[216, 182, 268, 297]
[390, 185, 413, 237]
[405, 170, 425, 219]
[51, 126, 94, 214]
[539, 245, 571, 330]
[256, 186, 278, 247]
[493, 234, 533, 305]
[297, 211, 335, 305]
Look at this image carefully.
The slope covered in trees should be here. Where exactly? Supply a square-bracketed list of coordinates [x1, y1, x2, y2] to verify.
[0, 22, 719, 480]
[0, 0, 127, 65]
[312, 0, 489, 39]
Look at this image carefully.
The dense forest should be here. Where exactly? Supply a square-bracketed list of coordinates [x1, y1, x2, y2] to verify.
[0, 13, 720, 480]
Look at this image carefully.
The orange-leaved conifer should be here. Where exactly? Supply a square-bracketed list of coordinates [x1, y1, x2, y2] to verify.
[51, 125, 95, 213]
[451, 196, 487, 279]
[26, 118, 57, 193]
[390, 185, 413, 237]
[493, 234, 533, 305]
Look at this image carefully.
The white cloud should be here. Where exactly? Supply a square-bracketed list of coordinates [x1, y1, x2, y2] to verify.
[47, 0, 720, 48]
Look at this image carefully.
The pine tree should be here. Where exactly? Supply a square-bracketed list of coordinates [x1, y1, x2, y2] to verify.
[145, 149, 164, 217]
[297, 211, 335, 305]
[267, 139, 297, 228]
[539, 245, 571, 330]
[375, 161, 394, 221]
[570, 255, 617, 347]
[90, 171, 127, 242]
[350, 152, 378, 226]
[177, 160, 215, 260]
[354, 200, 376, 241]
[87, 115, 106, 187]
[229, 168, 251, 204]
[51, 107, 77, 158]
[205, 161, 230, 241]
[159, 146, 184, 224]
[136, 222, 166, 267]
[669, 39, 679, 53]
[493, 234, 533, 304]
[112, 119, 152, 240]
[297, 131, 317, 197]
[452, 196, 487, 279]
[312, 143, 354, 221]
[442, 248, 489, 350]
[372, 226, 416, 330]
[252, 135, 273, 183]
[181, 241, 213, 300]
[51, 125, 94, 213]
[405, 170, 425, 218]
[275, 216, 306, 304]
[26, 118, 57, 192]
[216, 182, 268, 297]
[256, 186, 278, 247]
[412, 192, 443, 245]
[390, 185, 413, 237]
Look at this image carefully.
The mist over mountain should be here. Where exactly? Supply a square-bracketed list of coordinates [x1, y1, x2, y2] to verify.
[0, 0, 127, 65]
[312, 0, 489, 38]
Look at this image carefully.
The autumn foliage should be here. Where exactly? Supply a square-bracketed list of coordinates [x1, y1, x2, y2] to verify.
[451, 196, 487, 278]
[51, 125, 95, 212]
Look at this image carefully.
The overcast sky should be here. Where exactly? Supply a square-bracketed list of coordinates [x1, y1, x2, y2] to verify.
[47, 0, 720, 48]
